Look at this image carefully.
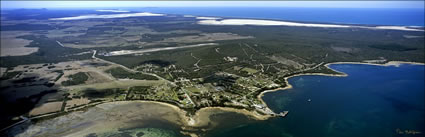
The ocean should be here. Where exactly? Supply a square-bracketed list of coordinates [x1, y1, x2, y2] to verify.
[133, 7, 425, 26]
[206, 64, 425, 137]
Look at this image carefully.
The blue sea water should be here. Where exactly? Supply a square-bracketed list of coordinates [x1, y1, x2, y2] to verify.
[206, 64, 425, 137]
[134, 7, 425, 26]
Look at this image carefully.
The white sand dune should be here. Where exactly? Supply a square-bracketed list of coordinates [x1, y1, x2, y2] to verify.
[183, 15, 221, 20]
[183, 15, 196, 18]
[198, 19, 424, 31]
[198, 19, 351, 28]
[96, 9, 130, 13]
[196, 16, 222, 20]
[368, 26, 424, 31]
[49, 12, 165, 20]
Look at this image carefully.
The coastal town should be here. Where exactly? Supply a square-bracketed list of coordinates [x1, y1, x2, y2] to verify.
[1, 5, 424, 137]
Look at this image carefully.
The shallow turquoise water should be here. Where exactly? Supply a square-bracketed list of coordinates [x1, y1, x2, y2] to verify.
[206, 64, 424, 137]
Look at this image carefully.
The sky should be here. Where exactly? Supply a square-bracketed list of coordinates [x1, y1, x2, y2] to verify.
[1, 1, 424, 9]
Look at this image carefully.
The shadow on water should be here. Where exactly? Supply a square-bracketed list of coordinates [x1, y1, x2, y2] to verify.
[376, 92, 425, 113]
[0, 73, 61, 136]
[0, 89, 59, 136]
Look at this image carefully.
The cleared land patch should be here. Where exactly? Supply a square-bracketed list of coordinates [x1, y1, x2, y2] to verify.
[331, 46, 359, 53]
[65, 97, 90, 110]
[85, 71, 113, 84]
[65, 80, 165, 95]
[29, 101, 63, 116]
[0, 31, 38, 56]
[267, 55, 304, 69]
[159, 33, 253, 43]
[107, 43, 218, 56]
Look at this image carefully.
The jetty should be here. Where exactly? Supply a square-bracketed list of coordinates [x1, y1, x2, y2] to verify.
[278, 111, 289, 117]
[270, 111, 289, 117]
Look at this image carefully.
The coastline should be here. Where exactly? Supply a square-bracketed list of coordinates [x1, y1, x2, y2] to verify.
[2, 7, 424, 137]
[326, 61, 425, 67]
[255, 60, 424, 119]
[126, 61, 425, 127]
[9, 61, 424, 136]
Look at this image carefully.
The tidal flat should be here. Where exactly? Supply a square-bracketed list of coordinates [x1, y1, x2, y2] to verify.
[8, 101, 187, 137]
[7, 101, 261, 137]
